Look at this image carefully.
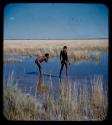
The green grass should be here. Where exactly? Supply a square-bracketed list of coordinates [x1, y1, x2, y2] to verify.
[3, 74, 108, 120]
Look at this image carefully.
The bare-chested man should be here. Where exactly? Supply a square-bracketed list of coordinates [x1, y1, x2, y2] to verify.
[59, 46, 70, 81]
[35, 53, 49, 75]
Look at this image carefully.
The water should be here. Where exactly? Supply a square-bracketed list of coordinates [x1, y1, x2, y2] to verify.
[3, 52, 108, 95]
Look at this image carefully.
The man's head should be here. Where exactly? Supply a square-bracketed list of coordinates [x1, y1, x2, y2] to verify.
[45, 53, 49, 58]
[63, 46, 67, 50]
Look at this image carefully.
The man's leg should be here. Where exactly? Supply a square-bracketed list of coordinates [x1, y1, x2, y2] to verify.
[65, 62, 69, 81]
[59, 63, 64, 78]
[39, 67, 42, 75]
[37, 63, 42, 75]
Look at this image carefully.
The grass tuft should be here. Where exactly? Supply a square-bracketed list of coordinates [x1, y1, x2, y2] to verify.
[3, 74, 108, 120]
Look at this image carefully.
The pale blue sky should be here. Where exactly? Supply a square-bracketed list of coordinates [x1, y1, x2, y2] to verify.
[4, 3, 108, 39]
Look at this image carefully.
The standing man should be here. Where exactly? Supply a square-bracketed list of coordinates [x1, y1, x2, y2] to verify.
[59, 46, 70, 81]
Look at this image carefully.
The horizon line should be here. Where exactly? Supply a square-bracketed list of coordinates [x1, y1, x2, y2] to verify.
[4, 38, 108, 40]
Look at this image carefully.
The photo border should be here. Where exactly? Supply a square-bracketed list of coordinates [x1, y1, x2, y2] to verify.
[0, 0, 111, 124]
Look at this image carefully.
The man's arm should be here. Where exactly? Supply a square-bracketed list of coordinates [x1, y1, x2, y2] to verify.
[44, 57, 48, 62]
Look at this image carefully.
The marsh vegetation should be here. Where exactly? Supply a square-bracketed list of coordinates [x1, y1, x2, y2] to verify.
[4, 74, 107, 120]
[3, 39, 108, 120]
[4, 40, 108, 62]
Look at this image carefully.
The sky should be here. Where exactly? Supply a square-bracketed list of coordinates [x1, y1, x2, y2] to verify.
[4, 3, 108, 39]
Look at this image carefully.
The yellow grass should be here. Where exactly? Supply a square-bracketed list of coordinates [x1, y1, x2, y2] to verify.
[4, 72, 108, 120]
[4, 40, 108, 60]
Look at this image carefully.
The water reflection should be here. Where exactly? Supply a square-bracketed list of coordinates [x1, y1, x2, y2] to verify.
[35, 75, 49, 95]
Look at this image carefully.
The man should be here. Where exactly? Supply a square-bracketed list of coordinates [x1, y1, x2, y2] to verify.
[59, 46, 70, 81]
[35, 53, 49, 75]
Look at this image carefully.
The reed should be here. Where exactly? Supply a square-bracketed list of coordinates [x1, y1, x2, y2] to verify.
[4, 40, 108, 61]
[3, 73, 108, 120]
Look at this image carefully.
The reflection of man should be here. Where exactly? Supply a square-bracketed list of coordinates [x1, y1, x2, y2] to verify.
[37, 75, 43, 90]
[36, 75, 49, 94]
[59, 46, 70, 81]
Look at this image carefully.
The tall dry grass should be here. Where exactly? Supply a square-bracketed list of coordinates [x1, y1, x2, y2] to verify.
[3, 73, 108, 120]
[4, 40, 108, 61]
